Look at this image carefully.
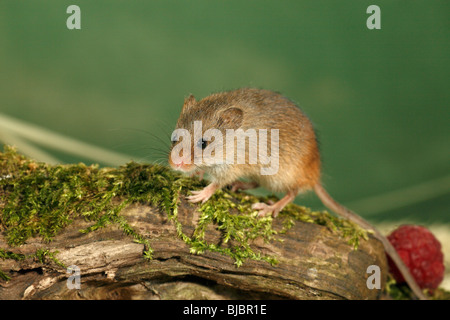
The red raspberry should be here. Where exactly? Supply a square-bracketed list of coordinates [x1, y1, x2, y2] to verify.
[387, 225, 445, 289]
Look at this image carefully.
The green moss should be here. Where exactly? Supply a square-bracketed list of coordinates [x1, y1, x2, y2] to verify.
[34, 248, 66, 269]
[385, 275, 450, 300]
[0, 248, 25, 279]
[278, 195, 368, 250]
[0, 146, 367, 278]
[0, 270, 10, 281]
[0, 247, 64, 280]
[181, 190, 280, 266]
[0, 248, 26, 261]
[385, 276, 414, 300]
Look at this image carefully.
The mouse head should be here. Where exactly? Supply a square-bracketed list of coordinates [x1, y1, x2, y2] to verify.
[168, 94, 243, 173]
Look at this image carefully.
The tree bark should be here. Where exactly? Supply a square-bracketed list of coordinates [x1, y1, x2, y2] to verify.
[0, 196, 387, 300]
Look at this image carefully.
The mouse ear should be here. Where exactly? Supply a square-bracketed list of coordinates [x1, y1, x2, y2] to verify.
[218, 107, 243, 129]
[182, 94, 196, 111]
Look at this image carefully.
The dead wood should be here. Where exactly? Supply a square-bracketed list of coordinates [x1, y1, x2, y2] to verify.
[0, 197, 387, 300]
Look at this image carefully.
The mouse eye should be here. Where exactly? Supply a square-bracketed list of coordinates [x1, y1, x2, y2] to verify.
[197, 138, 207, 150]
[171, 134, 178, 146]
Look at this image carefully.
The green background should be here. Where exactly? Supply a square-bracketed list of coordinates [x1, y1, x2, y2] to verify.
[1, 1, 449, 224]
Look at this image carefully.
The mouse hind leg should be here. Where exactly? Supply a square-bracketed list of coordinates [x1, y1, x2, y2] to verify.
[229, 180, 259, 192]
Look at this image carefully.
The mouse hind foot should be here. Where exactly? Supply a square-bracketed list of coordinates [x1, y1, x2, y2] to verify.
[252, 189, 297, 218]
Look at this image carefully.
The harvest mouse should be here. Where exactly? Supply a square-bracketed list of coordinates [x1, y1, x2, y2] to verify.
[168, 88, 426, 300]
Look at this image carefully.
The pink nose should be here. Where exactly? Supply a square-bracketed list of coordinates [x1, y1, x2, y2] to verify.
[176, 161, 184, 168]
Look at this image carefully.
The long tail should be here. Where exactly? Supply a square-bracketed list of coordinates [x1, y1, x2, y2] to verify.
[314, 183, 427, 300]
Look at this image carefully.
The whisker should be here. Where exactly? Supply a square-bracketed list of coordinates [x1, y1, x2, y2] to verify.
[107, 120, 176, 164]
[152, 118, 174, 140]
[109, 127, 171, 148]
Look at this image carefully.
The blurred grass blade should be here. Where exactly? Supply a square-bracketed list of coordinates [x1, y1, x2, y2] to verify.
[0, 113, 133, 165]
[0, 129, 61, 164]
[348, 175, 450, 216]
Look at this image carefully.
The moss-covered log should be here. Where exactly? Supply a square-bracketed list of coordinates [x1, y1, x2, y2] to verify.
[0, 146, 388, 299]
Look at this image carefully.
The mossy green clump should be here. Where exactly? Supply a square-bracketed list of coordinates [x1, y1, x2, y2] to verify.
[0, 145, 199, 258]
[179, 190, 280, 267]
[0, 145, 367, 277]
[385, 275, 450, 300]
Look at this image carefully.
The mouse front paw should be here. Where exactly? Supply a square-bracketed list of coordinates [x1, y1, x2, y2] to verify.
[186, 190, 211, 204]
[186, 183, 219, 204]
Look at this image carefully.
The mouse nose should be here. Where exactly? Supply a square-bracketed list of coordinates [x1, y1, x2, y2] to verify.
[176, 161, 185, 168]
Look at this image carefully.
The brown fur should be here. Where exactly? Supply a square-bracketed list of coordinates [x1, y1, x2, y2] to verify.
[171, 88, 321, 192]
